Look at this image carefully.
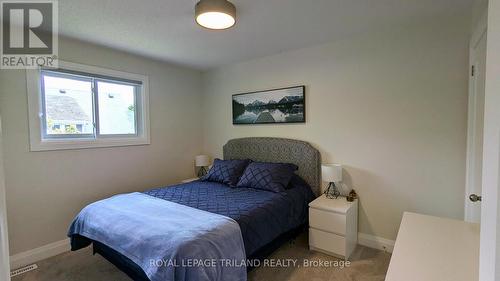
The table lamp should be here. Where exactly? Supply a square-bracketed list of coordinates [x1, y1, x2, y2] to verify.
[322, 164, 343, 199]
[195, 155, 210, 177]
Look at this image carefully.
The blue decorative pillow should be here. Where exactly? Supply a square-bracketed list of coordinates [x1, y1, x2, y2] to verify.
[201, 158, 250, 187]
[236, 162, 298, 193]
[286, 173, 308, 190]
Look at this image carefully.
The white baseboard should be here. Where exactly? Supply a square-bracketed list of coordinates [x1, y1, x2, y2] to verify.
[358, 232, 395, 253]
[9, 238, 70, 270]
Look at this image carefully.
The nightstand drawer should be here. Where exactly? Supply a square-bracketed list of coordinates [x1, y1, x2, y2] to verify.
[309, 207, 346, 235]
[309, 228, 346, 256]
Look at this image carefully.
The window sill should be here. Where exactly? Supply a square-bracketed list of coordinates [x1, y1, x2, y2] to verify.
[30, 137, 150, 152]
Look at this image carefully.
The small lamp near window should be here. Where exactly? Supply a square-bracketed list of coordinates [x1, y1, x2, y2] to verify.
[195, 155, 210, 177]
[322, 164, 343, 199]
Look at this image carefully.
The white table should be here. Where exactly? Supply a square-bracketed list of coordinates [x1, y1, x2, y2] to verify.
[385, 212, 480, 281]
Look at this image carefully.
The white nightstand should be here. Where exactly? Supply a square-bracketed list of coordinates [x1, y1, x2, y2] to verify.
[181, 177, 199, 183]
[308, 194, 358, 260]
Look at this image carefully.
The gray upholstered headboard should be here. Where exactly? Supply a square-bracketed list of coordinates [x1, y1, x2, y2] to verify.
[223, 137, 322, 196]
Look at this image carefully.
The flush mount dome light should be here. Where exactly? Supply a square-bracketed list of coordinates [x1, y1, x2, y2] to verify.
[195, 0, 236, 30]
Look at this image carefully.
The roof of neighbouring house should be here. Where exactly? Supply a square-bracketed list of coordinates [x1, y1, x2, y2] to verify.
[45, 95, 90, 121]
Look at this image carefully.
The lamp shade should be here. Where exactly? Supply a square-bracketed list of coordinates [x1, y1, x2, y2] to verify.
[195, 155, 210, 167]
[195, 0, 236, 30]
[321, 164, 342, 182]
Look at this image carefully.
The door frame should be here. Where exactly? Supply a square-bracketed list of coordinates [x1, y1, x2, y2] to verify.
[465, 10, 488, 222]
[0, 116, 10, 280]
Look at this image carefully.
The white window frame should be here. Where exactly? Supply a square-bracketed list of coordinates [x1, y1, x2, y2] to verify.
[26, 60, 150, 151]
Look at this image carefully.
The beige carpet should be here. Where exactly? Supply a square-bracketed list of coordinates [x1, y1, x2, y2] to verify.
[12, 232, 391, 281]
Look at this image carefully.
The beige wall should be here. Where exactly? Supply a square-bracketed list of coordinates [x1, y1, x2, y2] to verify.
[0, 37, 203, 255]
[201, 16, 470, 241]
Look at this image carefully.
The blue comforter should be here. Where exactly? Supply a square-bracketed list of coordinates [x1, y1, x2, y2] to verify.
[144, 176, 315, 256]
[68, 175, 314, 281]
[68, 192, 247, 281]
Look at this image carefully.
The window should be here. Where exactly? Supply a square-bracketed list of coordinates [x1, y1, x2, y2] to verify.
[40, 70, 140, 138]
[27, 61, 150, 151]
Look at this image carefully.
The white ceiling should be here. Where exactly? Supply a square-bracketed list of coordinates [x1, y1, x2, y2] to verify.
[59, 0, 474, 70]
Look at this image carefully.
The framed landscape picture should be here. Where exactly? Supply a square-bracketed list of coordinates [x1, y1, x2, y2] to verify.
[232, 86, 305, 125]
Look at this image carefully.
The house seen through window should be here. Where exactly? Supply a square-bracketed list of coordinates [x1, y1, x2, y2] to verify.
[41, 70, 140, 138]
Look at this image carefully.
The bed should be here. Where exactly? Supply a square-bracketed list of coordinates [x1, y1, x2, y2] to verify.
[68, 137, 321, 281]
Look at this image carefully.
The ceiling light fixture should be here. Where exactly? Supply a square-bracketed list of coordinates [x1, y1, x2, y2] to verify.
[195, 0, 236, 30]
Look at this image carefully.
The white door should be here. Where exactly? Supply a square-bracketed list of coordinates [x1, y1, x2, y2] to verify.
[0, 117, 10, 280]
[479, 0, 500, 279]
[465, 27, 487, 223]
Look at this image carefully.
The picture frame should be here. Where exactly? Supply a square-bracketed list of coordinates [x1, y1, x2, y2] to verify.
[232, 85, 305, 125]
